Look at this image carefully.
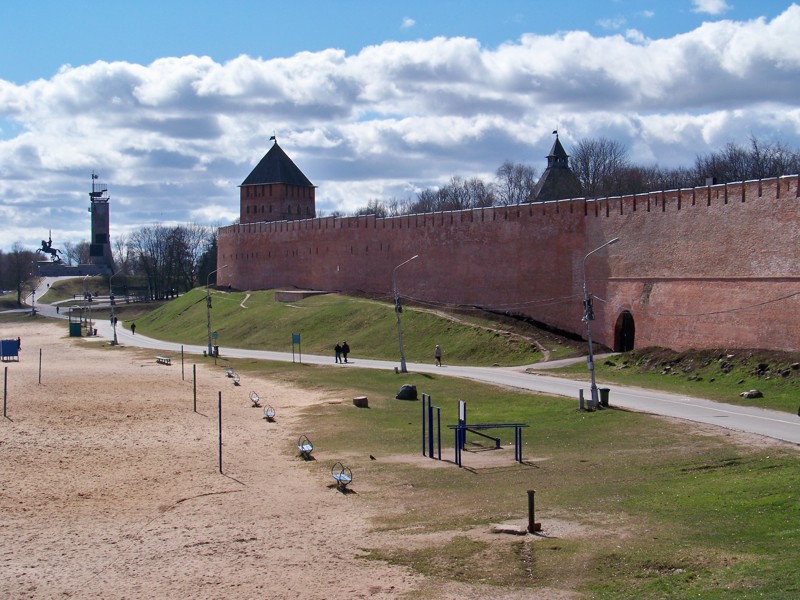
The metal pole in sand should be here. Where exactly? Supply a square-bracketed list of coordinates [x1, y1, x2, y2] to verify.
[3, 366, 7, 418]
[218, 391, 223, 473]
[38, 349, 42, 385]
[181, 345, 185, 381]
[193, 365, 197, 413]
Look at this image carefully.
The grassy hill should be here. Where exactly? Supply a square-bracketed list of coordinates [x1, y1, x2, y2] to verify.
[129, 288, 580, 367]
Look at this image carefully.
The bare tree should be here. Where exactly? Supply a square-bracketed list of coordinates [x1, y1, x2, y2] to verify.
[173, 224, 215, 290]
[693, 136, 800, 184]
[197, 232, 218, 287]
[129, 223, 214, 298]
[112, 234, 133, 275]
[406, 176, 495, 214]
[384, 197, 407, 216]
[495, 161, 537, 205]
[353, 199, 389, 217]
[614, 164, 697, 195]
[130, 225, 169, 300]
[407, 188, 439, 213]
[570, 137, 630, 197]
[4, 242, 37, 305]
[76, 241, 91, 265]
[62, 240, 91, 266]
[60, 241, 75, 266]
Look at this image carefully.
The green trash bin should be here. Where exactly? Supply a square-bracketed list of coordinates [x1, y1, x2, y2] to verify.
[69, 322, 82, 337]
[599, 388, 610, 407]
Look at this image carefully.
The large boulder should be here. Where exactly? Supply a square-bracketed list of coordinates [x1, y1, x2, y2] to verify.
[395, 384, 418, 400]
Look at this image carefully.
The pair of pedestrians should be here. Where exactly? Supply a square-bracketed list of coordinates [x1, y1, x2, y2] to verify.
[334, 341, 350, 363]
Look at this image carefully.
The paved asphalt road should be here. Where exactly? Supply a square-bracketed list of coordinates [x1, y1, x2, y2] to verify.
[17, 277, 800, 447]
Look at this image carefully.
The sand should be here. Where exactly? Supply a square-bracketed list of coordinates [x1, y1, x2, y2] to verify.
[1, 321, 438, 599]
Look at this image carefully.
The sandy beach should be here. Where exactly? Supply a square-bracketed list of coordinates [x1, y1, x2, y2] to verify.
[1, 320, 434, 599]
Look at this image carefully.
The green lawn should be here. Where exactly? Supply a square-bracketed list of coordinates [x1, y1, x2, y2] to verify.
[546, 349, 800, 414]
[213, 356, 800, 598]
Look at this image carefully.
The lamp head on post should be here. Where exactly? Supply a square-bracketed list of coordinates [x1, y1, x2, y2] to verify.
[392, 254, 419, 374]
[581, 237, 619, 410]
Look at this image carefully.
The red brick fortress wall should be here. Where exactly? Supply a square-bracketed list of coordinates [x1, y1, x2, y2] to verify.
[218, 176, 800, 352]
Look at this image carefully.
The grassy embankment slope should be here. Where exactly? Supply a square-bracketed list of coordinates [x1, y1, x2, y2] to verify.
[123, 287, 576, 367]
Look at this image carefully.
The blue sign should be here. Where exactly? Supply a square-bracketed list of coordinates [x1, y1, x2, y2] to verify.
[292, 333, 301, 344]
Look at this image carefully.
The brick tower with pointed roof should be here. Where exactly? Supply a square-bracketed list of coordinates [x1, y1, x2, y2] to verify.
[531, 132, 582, 202]
[239, 139, 316, 224]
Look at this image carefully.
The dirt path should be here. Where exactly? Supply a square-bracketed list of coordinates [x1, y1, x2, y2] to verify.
[400, 302, 553, 362]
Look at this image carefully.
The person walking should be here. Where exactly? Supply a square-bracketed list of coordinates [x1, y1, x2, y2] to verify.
[131, 322, 136, 335]
[434, 344, 442, 367]
[341, 341, 350, 363]
[334, 342, 342, 363]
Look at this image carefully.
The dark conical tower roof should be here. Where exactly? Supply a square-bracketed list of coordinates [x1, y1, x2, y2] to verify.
[546, 135, 570, 166]
[241, 140, 314, 187]
[531, 132, 582, 202]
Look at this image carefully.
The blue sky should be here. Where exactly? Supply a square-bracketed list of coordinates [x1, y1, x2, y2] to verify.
[1, 0, 791, 83]
[1, 0, 798, 251]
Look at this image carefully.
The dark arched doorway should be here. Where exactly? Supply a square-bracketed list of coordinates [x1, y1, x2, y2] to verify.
[614, 311, 635, 352]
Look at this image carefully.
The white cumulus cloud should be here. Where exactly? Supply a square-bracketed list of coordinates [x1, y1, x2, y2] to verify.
[692, 0, 732, 16]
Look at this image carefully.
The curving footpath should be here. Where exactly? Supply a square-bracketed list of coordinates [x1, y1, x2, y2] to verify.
[23, 276, 800, 447]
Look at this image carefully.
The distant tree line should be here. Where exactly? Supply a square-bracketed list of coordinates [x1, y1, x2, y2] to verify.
[571, 135, 800, 198]
[347, 135, 800, 216]
[126, 224, 216, 300]
[1, 224, 216, 307]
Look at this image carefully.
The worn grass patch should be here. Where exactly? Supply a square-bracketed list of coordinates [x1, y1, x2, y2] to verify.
[207, 355, 800, 598]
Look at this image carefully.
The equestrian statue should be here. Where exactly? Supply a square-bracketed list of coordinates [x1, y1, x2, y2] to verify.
[36, 231, 63, 262]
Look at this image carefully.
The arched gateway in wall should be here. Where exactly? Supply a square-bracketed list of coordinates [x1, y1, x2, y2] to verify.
[614, 311, 635, 352]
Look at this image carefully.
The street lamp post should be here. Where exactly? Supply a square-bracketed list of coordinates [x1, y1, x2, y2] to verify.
[392, 255, 419, 374]
[109, 270, 120, 345]
[207, 265, 227, 357]
[582, 237, 619, 408]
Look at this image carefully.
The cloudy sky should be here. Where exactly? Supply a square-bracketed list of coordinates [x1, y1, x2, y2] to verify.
[1, 0, 798, 252]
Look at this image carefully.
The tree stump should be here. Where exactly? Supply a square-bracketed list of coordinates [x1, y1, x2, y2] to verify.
[353, 396, 369, 408]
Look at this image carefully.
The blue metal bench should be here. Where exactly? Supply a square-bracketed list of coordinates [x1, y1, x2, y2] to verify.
[297, 435, 313, 460]
[330, 461, 353, 491]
